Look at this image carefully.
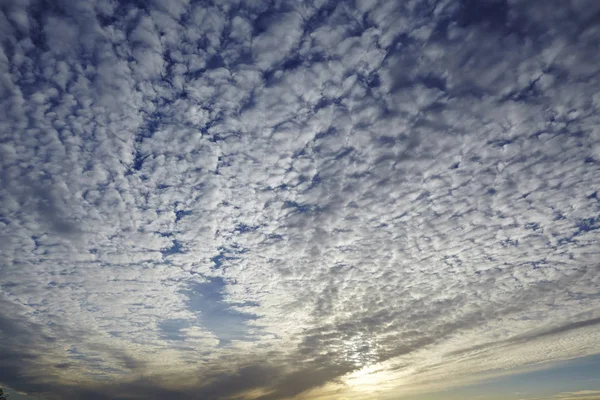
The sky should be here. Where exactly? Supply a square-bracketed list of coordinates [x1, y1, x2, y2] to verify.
[0, 0, 599, 399]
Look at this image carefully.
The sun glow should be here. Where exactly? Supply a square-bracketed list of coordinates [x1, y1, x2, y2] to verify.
[344, 363, 399, 393]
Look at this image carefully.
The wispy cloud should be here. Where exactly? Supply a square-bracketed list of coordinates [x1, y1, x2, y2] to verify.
[553, 391, 600, 400]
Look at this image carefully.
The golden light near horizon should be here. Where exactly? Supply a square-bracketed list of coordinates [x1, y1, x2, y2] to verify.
[340, 360, 422, 400]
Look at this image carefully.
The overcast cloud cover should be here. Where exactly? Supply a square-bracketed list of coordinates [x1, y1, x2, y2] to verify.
[1, 0, 599, 399]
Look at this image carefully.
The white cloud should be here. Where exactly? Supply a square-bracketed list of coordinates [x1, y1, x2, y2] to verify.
[0, 0, 599, 399]
[553, 391, 600, 399]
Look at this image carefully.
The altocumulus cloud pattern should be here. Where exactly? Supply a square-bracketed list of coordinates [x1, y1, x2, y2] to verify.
[1, 0, 600, 399]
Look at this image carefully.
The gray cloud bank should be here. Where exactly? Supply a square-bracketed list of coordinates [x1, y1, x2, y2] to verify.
[1, 0, 600, 399]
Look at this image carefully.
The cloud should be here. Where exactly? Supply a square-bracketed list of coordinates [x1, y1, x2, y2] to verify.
[551, 391, 600, 400]
[1, 0, 599, 399]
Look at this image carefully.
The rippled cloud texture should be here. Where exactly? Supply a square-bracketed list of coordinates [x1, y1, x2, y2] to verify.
[1, 0, 600, 399]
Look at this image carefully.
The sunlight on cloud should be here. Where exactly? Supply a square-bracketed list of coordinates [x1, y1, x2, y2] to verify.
[344, 363, 406, 393]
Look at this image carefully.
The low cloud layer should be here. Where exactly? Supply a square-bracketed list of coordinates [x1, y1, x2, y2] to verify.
[1, 0, 599, 399]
